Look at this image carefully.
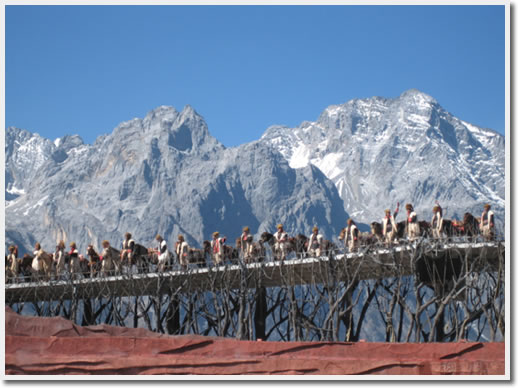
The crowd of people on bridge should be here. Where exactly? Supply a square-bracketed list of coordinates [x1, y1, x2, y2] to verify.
[5, 202, 496, 283]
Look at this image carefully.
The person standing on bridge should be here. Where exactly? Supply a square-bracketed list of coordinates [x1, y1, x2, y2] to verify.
[431, 204, 444, 240]
[7, 245, 19, 282]
[69, 242, 81, 279]
[344, 219, 359, 252]
[155, 235, 169, 272]
[307, 226, 323, 257]
[211, 232, 226, 265]
[54, 240, 67, 279]
[32, 242, 44, 275]
[406, 204, 420, 241]
[382, 207, 398, 246]
[175, 235, 189, 269]
[240, 227, 254, 263]
[32, 243, 53, 280]
[121, 232, 136, 267]
[273, 224, 288, 261]
[480, 204, 495, 241]
[100, 240, 119, 275]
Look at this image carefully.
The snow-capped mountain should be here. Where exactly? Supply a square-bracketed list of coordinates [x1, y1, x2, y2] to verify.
[5, 106, 348, 255]
[5, 90, 505, 255]
[260, 89, 505, 226]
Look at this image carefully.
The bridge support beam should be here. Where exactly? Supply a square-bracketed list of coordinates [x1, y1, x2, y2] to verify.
[166, 294, 180, 335]
[5, 242, 505, 343]
[254, 286, 267, 340]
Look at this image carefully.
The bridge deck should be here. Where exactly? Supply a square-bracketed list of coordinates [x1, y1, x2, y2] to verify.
[5, 241, 505, 304]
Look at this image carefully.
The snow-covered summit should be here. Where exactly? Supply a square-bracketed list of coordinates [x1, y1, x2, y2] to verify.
[5, 91, 505, 254]
[260, 89, 505, 224]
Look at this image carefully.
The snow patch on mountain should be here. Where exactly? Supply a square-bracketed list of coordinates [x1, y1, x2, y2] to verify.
[5, 106, 349, 255]
[261, 90, 505, 227]
[5, 91, 505, 254]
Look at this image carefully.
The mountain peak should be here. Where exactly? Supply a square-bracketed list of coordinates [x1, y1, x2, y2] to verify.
[144, 105, 179, 122]
[55, 134, 84, 150]
[399, 89, 437, 106]
[181, 104, 196, 115]
[260, 91, 504, 225]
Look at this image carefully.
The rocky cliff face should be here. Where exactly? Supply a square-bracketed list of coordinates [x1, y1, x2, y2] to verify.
[5, 90, 505, 255]
[6, 105, 348, 254]
[260, 89, 505, 225]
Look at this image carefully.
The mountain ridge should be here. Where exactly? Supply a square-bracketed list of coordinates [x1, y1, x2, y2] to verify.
[260, 89, 504, 224]
[6, 105, 349, 255]
[5, 90, 504, 255]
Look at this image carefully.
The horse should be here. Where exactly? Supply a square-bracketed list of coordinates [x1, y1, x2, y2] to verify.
[261, 231, 299, 260]
[320, 239, 337, 256]
[463, 212, 481, 238]
[293, 234, 308, 258]
[297, 234, 336, 258]
[360, 231, 380, 247]
[418, 221, 431, 238]
[120, 243, 151, 273]
[260, 232, 283, 261]
[437, 219, 457, 238]
[203, 240, 212, 260]
[134, 243, 155, 272]
[101, 246, 121, 276]
[146, 247, 161, 267]
[261, 232, 284, 260]
[223, 244, 239, 264]
[249, 241, 266, 262]
[339, 228, 375, 251]
[236, 236, 266, 263]
[394, 220, 429, 240]
[370, 222, 384, 243]
[86, 245, 102, 278]
[78, 255, 90, 278]
[19, 254, 34, 282]
[32, 251, 53, 281]
[447, 213, 480, 240]
[186, 247, 207, 267]
[203, 240, 239, 265]
[395, 221, 407, 240]
[173, 242, 207, 269]
[340, 227, 370, 245]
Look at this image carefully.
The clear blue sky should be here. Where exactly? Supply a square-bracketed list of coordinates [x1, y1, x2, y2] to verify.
[6, 5, 505, 147]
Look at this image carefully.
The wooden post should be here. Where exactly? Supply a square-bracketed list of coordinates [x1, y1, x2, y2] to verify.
[82, 298, 94, 326]
[237, 263, 248, 340]
[133, 296, 139, 328]
[166, 293, 181, 335]
[254, 286, 267, 340]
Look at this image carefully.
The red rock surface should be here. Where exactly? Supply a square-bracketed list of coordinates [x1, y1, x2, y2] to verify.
[5, 307, 504, 375]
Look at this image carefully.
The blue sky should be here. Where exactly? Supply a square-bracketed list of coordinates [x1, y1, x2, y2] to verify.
[5, 5, 505, 147]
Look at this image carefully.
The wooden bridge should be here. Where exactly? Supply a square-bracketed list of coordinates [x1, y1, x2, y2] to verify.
[5, 241, 505, 304]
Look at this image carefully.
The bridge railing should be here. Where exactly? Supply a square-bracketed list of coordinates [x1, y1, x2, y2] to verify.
[6, 236, 504, 285]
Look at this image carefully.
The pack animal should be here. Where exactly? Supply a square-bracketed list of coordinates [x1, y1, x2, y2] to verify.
[370, 222, 384, 244]
[33, 251, 54, 281]
[120, 243, 151, 273]
[101, 246, 121, 276]
[236, 236, 266, 263]
[86, 245, 102, 278]
[260, 232, 297, 261]
[19, 254, 35, 282]
[462, 212, 481, 238]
